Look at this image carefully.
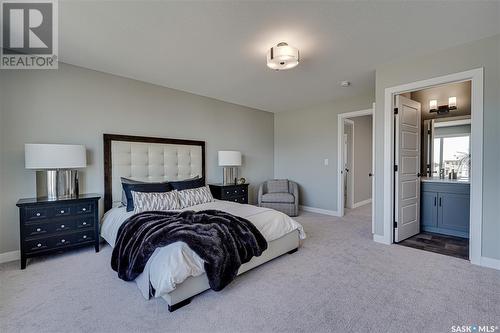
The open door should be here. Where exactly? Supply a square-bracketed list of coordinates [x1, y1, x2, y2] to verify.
[394, 95, 421, 242]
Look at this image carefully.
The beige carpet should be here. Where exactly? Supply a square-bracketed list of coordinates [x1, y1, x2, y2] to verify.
[1, 204, 499, 333]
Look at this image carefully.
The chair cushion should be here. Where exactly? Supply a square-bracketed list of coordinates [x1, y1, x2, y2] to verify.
[267, 179, 289, 193]
[261, 193, 295, 203]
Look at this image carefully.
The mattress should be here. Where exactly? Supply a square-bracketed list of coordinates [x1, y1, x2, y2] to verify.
[101, 200, 306, 298]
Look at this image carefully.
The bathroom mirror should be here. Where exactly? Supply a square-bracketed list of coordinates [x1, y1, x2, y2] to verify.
[423, 116, 471, 179]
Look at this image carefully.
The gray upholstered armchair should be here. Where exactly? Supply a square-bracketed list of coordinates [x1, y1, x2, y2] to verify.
[258, 179, 299, 217]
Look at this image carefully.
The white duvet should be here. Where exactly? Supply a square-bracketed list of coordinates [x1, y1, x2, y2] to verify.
[101, 200, 305, 298]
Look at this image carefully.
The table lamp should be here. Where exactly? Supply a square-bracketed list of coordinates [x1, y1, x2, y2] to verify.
[218, 151, 242, 185]
[25, 144, 87, 200]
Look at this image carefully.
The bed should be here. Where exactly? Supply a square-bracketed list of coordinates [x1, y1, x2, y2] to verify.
[101, 134, 305, 311]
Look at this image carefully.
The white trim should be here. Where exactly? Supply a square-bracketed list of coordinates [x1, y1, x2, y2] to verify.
[372, 102, 376, 234]
[480, 256, 500, 271]
[0, 250, 20, 264]
[300, 205, 340, 217]
[337, 108, 373, 217]
[344, 119, 355, 209]
[352, 198, 372, 209]
[382, 68, 484, 265]
[434, 118, 471, 127]
[373, 234, 389, 245]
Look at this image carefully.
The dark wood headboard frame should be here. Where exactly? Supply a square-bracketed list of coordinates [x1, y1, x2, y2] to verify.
[103, 134, 206, 212]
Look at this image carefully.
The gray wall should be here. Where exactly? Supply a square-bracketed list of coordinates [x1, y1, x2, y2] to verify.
[274, 94, 374, 212]
[374, 34, 500, 260]
[0, 63, 275, 254]
[350, 115, 372, 205]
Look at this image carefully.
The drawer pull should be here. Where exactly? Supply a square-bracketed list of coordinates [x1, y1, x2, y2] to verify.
[82, 208, 87, 212]
[36, 212, 41, 217]
[37, 243, 42, 247]
[83, 235, 87, 239]
[61, 239, 66, 243]
[36, 228, 41, 232]
[60, 224, 65, 228]
[82, 222, 87, 226]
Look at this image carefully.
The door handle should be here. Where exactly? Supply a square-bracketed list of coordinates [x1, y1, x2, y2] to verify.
[439, 197, 442, 206]
[434, 197, 437, 206]
[345, 168, 349, 173]
[369, 173, 373, 177]
[417, 173, 422, 177]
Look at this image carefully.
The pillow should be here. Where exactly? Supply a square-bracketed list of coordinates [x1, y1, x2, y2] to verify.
[177, 186, 214, 208]
[169, 176, 205, 191]
[120, 177, 156, 206]
[267, 179, 289, 193]
[121, 179, 172, 212]
[132, 191, 180, 214]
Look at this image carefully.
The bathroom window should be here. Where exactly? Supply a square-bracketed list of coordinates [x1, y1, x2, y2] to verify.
[433, 135, 470, 179]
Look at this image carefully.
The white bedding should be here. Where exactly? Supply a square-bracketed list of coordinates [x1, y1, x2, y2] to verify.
[101, 200, 305, 298]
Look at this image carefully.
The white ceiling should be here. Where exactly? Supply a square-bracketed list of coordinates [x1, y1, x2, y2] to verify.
[59, 1, 500, 113]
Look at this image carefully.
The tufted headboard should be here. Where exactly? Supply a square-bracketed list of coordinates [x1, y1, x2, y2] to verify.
[103, 134, 205, 211]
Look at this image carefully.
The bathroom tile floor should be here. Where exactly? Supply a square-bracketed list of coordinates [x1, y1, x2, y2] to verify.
[398, 232, 469, 260]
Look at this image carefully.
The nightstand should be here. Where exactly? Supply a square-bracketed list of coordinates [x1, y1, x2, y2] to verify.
[209, 184, 249, 204]
[16, 194, 101, 269]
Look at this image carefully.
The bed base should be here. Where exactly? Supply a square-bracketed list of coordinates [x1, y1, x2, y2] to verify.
[161, 230, 300, 312]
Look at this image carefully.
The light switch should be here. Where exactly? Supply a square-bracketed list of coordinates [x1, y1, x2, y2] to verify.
[324, 159, 329, 166]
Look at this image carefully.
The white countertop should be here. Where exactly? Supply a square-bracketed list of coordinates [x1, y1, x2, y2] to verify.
[421, 177, 470, 184]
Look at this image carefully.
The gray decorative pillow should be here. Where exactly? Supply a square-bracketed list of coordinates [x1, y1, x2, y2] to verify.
[267, 179, 289, 193]
[178, 186, 214, 208]
[132, 191, 180, 214]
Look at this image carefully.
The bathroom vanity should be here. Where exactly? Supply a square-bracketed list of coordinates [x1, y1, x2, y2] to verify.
[420, 178, 470, 238]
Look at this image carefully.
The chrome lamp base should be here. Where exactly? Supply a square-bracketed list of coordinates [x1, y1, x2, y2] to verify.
[36, 170, 80, 200]
[222, 167, 238, 185]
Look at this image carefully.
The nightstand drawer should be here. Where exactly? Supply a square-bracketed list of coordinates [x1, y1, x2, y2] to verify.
[53, 205, 72, 217]
[76, 217, 94, 229]
[26, 207, 50, 221]
[25, 238, 51, 252]
[53, 219, 76, 232]
[75, 202, 93, 215]
[24, 222, 52, 237]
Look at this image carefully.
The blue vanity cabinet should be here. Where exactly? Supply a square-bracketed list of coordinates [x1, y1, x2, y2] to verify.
[421, 191, 438, 229]
[421, 182, 470, 238]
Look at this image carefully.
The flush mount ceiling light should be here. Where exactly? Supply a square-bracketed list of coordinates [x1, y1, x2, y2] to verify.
[266, 42, 299, 71]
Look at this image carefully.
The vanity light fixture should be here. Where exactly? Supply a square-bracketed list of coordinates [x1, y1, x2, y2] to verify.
[266, 42, 299, 71]
[430, 96, 457, 115]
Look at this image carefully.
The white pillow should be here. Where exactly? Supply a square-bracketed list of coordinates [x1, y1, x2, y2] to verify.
[132, 190, 180, 213]
[177, 186, 214, 208]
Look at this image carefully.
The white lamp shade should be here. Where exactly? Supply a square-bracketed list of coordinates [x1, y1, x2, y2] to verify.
[25, 144, 87, 169]
[218, 151, 242, 166]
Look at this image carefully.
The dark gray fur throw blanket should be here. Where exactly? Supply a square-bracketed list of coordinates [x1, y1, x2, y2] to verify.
[111, 210, 268, 291]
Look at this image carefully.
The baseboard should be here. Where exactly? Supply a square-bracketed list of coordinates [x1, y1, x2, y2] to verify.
[352, 198, 372, 209]
[300, 205, 340, 217]
[373, 234, 390, 245]
[0, 250, 20, 264]
[480, 256, 500, 271]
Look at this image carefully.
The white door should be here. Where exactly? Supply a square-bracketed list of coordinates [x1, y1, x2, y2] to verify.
[394, 95, 421, 242]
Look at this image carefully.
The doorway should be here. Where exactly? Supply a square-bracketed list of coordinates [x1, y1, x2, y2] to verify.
[381, 68, 483, 264]
[337, 107, 375, 225]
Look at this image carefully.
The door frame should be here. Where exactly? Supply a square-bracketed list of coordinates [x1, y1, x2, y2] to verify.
[337, 107, 374, 218]
[381, 68, 483, 264]
[343, 119, 355, 209]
